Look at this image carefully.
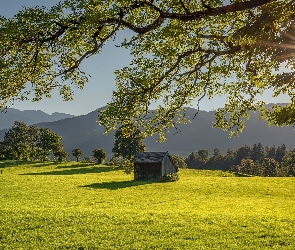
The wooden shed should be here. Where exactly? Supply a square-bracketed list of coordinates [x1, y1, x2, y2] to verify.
[133, 152, 177, 181]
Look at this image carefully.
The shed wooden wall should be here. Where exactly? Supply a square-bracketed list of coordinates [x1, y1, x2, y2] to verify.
[162, 155, 176, 175]
[134, 163, 162, 181]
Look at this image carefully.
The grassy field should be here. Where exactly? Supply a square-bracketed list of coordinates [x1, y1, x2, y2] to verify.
[0, 161, 294, 249]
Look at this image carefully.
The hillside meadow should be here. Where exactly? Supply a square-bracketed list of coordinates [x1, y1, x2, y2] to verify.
[0, 161, 294, 249]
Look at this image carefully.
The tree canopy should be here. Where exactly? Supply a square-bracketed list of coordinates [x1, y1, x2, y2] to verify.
[1, 0, 294, 140]
[72, 148, 83, 162]
[92, 148, 107, 164]
[112, 123, 146, 160]
[0, 121, 67, 161]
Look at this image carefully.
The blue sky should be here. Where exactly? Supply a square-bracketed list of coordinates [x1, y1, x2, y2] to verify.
[1, 1, 290, 115]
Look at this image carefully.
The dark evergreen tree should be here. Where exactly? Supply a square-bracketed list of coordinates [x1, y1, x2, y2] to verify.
[198, 149, 210, 167]
[281, 151, 295, 176]
[185, 151, 199, 169]
[275, 144, 287, 163]
[224, 149, 236, 171]
[185, 149, 210, 169]
[234, 145, 251, 166]
[207, 148, 225, 170]
[251, 143, 264, 164]
[0, 142, 7, 160]
[265, 145, 276, 159]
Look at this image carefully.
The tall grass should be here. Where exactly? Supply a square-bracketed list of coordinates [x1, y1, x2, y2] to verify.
[0, 161, 294, 249]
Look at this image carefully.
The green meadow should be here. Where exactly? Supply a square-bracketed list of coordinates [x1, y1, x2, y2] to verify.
[0, 161, 294, 249]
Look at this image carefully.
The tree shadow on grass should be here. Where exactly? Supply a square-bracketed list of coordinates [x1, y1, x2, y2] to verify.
[0, 160, 58, 169]
[20, 166, 119, 176]
[56, 163, 94, 169]
[231, 172, 253, 177]
[80, 180, 154, 190]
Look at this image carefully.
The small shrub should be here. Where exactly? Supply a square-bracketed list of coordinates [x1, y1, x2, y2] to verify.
[82, 157, 94, 163]
[121, 159, 134, 175]
[161, 173, 179, 182]
[170, 155, 187, 170]
[110, 156, 123, 166]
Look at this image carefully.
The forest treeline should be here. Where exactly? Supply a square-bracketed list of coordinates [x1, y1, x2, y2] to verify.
[1, 122, 295, 177]
[0, 121, 68, 161]
[183, 143, 295, 177]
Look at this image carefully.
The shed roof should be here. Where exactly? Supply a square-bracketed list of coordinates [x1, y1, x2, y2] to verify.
[133, 152, 168, 163]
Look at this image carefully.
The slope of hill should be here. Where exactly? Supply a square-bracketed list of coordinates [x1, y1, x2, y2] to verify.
[1, 107, 294, 159]
[35, 109, 114, 159]
[0, 108, 75, 130]
[144, 107, 295, 155]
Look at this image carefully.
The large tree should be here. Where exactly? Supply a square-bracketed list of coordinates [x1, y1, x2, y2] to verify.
[36, 128, 66, 161]
[185, 149, 210, 169]
[1, 0, 294, 140]
[0, 121, 41, 160]
[0, 121, 67, 161]
[112, 123, 146, 160]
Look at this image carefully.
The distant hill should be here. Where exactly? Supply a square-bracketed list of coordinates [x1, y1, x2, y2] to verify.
[1, 106, 295, 159]
[0, 108, 75, 130]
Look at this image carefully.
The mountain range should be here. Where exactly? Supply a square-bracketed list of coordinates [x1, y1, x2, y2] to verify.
[0, 108, 75, 130]
[1, 106, 295, 159]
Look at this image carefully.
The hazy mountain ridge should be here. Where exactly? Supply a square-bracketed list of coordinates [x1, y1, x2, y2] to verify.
[0, 108, 75, 130]
[1, 106, 295, 158]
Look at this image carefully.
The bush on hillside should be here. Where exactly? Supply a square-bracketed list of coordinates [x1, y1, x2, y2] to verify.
[170, 154, 187, 170]
[121, 159, 134, 175]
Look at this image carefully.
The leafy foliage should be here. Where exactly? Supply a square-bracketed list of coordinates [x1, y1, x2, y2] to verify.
[0, 121, 67, 161]
[72, 148, 83, 162]
[160, 173, 179, 182]
[54, 149, 69, 162]
[238, 158, 256, 176]
[259, 157, 279, 176]
[170, 154, 187, 169]
[281, 151, 295, 176]
[185, 143, 293, 176]
[185, 149, 210, 169]
[92, 148, 106, 164]
[0, 1, 295, 140]
[112, 123, 146, 160]
[120, 158, 134, 175]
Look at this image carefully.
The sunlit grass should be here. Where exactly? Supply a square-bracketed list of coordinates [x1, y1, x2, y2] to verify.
[0, 161, 294, 249]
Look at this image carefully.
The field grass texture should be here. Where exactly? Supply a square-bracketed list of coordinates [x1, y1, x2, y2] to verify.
[0, 161, 294, 249]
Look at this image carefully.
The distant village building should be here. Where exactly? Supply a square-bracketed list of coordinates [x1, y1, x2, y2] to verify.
[133, 152, 177, 181]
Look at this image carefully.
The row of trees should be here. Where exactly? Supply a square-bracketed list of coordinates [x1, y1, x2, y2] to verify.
[0, 121, 67, 161]
[69, 123, 145, 162]
[0, 121, 111, 164]
[71, 148, 107, 164]
[2, 121, 294, 177]
[0, 121, 145, 165]
[184, 143, 295, 176]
